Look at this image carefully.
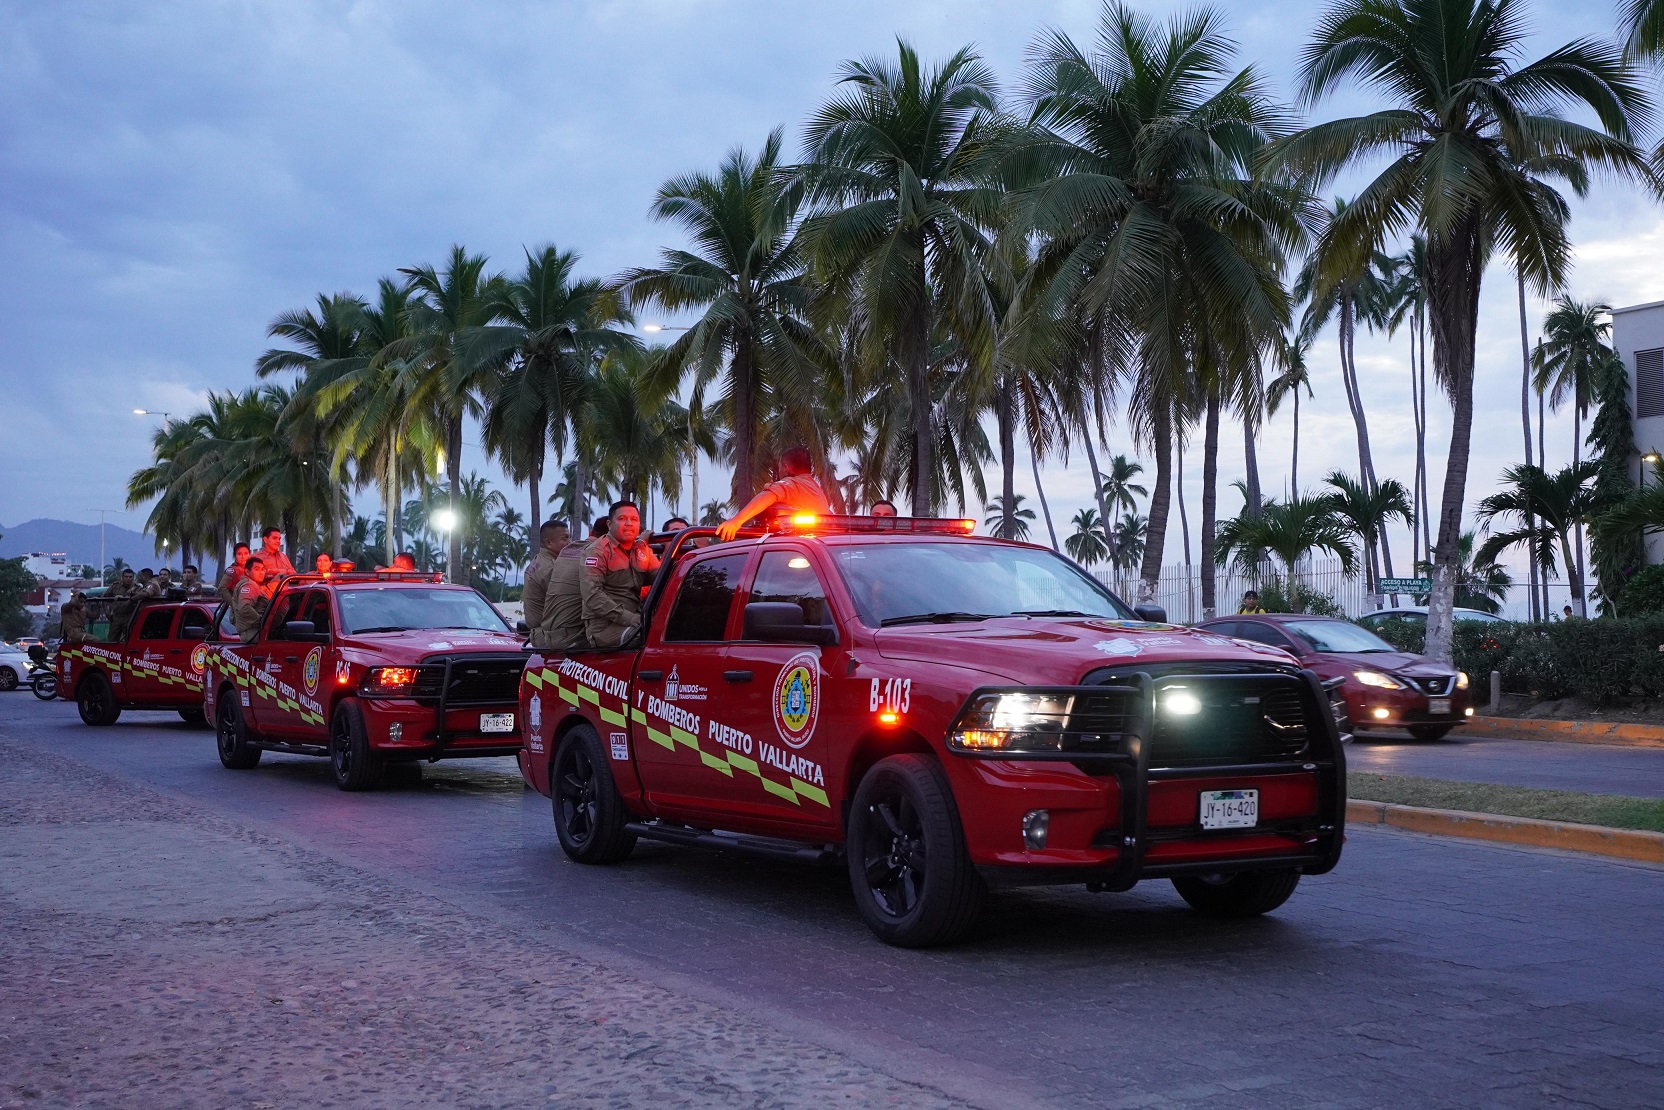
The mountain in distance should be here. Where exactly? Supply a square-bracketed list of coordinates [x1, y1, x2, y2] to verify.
[0, 518, 159, 569]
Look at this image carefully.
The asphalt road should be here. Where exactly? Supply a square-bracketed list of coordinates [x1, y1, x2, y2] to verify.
[3, 694, 1662, 1109]
[1348, 728, 1664, 798]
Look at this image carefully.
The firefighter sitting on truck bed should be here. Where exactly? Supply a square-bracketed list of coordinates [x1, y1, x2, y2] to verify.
[715, 447, 831, 541]
[580, 501, 660, 650]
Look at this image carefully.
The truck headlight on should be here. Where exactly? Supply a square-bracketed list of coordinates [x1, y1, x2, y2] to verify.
[949, 691, 1073, 752]
[1354, 670, 1404, 690]
[361, 666, 422, 697]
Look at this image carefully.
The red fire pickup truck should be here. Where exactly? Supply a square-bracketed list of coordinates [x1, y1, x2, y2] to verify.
[202, 572, 528, 789]
[518, 516, 1347, 947]
[60, 597, 220, 726]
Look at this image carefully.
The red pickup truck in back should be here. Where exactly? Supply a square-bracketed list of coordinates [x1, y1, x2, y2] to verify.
[60, 597, 219, 726]
[519, 516, 1348, 947]
[202, 572, 528, 790]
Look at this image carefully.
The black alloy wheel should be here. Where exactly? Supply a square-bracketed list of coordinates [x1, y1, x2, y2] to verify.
[551, 725, 635, 865]
[0, 666, 17, 691]
[215, 689, 262, 769]
[330, 700, 384, 791]
[846, 755, 983, 948]
[76, 672, 121, 726]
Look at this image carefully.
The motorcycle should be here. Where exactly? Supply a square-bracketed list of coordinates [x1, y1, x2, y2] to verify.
[27, 645, 56, 700]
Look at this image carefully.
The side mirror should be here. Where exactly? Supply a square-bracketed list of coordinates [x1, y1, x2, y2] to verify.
[282, 620, 328, 642]
[516, 620, 530, 635]
[743, 602, 837, 646]
[1134, 604, 1168, 624]
[177, 626, 207, 642]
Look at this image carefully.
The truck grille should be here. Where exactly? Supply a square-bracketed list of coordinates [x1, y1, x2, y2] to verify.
[409, 655, 525, 706]
[1082, 665, 1314, 767]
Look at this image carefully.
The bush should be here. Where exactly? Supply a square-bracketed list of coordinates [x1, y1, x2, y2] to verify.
[1257, 579, 1345, 616]
[1616, 565, 1664, 616]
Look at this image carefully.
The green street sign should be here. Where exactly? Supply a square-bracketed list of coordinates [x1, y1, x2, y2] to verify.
[1378, 577, 1431, 593]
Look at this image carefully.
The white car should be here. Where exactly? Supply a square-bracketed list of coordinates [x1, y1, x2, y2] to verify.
[1356, 606, 1509, 632]
[0, 646, 31, 691]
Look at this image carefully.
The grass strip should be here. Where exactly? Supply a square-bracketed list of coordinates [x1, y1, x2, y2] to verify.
[1347, 772, 1664, 835]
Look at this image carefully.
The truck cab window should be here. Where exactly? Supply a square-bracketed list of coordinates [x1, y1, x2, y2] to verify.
[664, 555, 747, 642]
[138, 608, 176, 640]
[268, 593, 307, 639]
[300, 591, 333, 636]
[750, 551, 833, 629]
[179, 608, 213, 637]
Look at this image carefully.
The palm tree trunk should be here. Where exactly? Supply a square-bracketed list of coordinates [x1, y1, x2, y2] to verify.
[731, 338, 758, 506]
[1409, 310, 1424, 567]
[1538, 388, 1549, 618]
[383, 442, 398, 566]
[1200, 390, 1220, 619]
[1291, 386, 1300, 495]
[1080, 432, 1116, 551]
[529, 447, 542, 528]
[1242, 407, 1261, 515]
[446, 415, 463, 582]
[1028, 436, 1059, 552]
[1139, 406, 1173, 604]
[1574, 407, 1587, 613]
[1176, 429, 1193, 622]
[996, 382, 1017, 539]
[906, 305, 934, 514]
[1418, 316, 1432, 558]
[1518, 270, 1540, 621]
[1425, 225, 1483, 665]
[1340, 297, 1378, 491]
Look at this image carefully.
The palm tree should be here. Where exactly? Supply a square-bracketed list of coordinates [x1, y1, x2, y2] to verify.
[1265, 333, 1314, 494]
[1097, 455, 1147, 522]
[1111, 512, 1149, 579]
[585, 348, 690, 510]
[1015, 4, 1298, 603]
[982, 494, 1035, 541]
[1477, 462, 1601, 618]
[698, 500, 731, 527]
[1622, 0, 1664, 59]
[1272, 0, 1654, 660]
[621, 131, 828, 505]
[1214, 494, 1357, 609]
[396, 246, 509, 576]
[799, 41, 1002, 512]
[1379, 236, 1434, 564]
[474, 245, 637, 526]
[1321, 471, 1414, 598]
[1414, 532, 1511, 614]
[1065, 508, 1109, 567]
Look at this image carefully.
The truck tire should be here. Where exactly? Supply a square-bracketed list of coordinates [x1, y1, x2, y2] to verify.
[551, 724, 636, 864]
[1172, 870, 1301, 918]
[77, 672, 121, 726]
[847, 754, 984, 948]
[1408, 724, 1453, 742]
[178, 706, 208, 727]
[330, 700, 384, 791]
[215, 688, 262, 769]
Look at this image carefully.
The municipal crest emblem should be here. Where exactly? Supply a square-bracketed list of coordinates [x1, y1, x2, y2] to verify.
[771, 652, 821, 749]
[303, 646, 323, 695]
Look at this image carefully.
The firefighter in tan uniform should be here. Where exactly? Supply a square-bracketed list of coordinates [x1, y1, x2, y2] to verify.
[580, 501, 661, 650]
[232, 558, 275, 643]
[107, 569, 141, 641]
[59, 593, 88, 644]
[521, 520, 570, 634]
[716, 447, 833, 541]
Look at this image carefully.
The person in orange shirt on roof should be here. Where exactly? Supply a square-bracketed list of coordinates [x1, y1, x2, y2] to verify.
[716, 447, 831, 541]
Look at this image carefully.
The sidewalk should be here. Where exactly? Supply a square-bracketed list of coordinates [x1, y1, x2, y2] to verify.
[0, 737, 966, 1110]
[1465, 715, 1664, 749]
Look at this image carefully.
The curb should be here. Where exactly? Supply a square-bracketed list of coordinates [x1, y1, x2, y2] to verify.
[1466, 715, 1664, 749]
[1347, 799, 1664, 864]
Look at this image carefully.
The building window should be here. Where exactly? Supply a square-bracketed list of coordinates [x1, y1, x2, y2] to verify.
[1637, 348, 1664, 419]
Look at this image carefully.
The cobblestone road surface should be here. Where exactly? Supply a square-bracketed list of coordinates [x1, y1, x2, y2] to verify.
[1348, 730, 1664, 797]
[2, 695, 1662, 1109]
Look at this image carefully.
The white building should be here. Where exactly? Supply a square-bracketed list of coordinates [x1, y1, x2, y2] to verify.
[1608, 299, 1664, 564]
[21, 552, 72, 579]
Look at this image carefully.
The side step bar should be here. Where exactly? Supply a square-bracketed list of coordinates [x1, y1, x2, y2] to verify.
[252, 741, 329, 758]
[624, 821, 842, 866]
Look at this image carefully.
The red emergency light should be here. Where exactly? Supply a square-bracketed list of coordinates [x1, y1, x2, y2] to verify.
[281, 571, 446, 585]
[773, 514, 977, 536]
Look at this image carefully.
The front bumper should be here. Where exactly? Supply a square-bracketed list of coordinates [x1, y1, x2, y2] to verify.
[1345, 683, 1470, 729]
[942, 670, 1347, 889]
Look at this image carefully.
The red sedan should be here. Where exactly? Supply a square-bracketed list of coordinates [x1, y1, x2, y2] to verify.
[1192, 613, 1471, 741]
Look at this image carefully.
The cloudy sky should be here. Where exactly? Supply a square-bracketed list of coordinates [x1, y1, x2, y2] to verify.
[2, 0, 1656, 613]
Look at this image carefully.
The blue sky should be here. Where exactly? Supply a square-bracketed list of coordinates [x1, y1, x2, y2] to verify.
[2, 0, 1658, 612]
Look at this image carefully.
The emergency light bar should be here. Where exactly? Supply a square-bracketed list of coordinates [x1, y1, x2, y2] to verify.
[773, 513, 977, 536]
[280, 571, 446, 585]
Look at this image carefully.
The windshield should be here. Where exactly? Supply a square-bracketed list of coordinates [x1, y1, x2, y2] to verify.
[832, 541, 1135, 627]
[1285, 620, 1396, 654]
[336, 587, 511, 636]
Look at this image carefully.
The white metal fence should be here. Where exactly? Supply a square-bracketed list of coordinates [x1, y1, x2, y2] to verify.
[1092, 559, 1373, 623]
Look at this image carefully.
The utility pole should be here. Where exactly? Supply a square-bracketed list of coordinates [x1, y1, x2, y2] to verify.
[88, 509, 119, 584]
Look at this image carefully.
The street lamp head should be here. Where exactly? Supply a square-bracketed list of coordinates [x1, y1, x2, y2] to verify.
[133, 408, 147, 414]
[432, 508, 458, 532]
[1644, 453, 1660, 463]
[642, 324, 664, 333]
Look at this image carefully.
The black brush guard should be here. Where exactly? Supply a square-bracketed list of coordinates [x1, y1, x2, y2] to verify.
[946, 669, 1347, 890]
